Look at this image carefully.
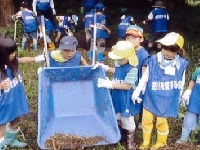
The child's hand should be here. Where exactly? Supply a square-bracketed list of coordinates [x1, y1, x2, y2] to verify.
[0, 78, 11, 90]
[92, 62, 109, 71]
[181, 89, 192, 106]
[132, 89, 142, 104]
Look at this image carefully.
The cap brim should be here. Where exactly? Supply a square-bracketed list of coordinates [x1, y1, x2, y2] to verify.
[152, 6, 166, 8]
[108, 51, 124, 59]
[156, 38, 175, 46]
[128, 55, 138, 66]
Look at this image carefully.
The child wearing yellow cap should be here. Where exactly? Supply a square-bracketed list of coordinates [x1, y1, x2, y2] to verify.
[132, 32, 189, 149]
[96, 40, 141, 149]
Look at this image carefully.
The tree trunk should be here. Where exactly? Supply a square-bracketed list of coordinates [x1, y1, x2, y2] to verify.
[0, 0, 15, 27]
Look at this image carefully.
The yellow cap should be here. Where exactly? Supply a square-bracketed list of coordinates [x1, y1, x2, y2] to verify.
[108, 41, 138, 66]
[156, 32, 184, 49]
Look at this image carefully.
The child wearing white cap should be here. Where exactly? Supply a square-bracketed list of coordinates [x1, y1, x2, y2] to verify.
[132, 32, 189, 149]
[19, 36, 88, 67]
[95, 40, 141, 149]
[176, 66, 200, 144]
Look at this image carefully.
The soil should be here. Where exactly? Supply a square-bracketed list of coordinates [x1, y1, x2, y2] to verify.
[45, 133, 105, 150]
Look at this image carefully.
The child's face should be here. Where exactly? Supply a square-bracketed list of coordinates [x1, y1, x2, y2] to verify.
[162, 48, 177, 60]
[116, 58, 128, 65]
[126, 35, 143, 49]
[9, 51, 16, 61]
[61, 50, 76, 60]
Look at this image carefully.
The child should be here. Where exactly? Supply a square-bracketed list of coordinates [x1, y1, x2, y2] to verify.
[132, 32, 188, 149]
[45, 18, 56, 50]
[143, 0, 169, 54]
[19, 36, 88, 67]
[0, 36, 29, 149]
[83, 9, 94, 51]
[54, 15, 74, 48]
[89, 3, 111, 61]
[32, 0, 56, 38]
[96, 40, 141, 149]
[118, 10, 135, 40]
[13, 1, 38, 51]
[125, 25, 149, 129]
[176, 67, 200, 144]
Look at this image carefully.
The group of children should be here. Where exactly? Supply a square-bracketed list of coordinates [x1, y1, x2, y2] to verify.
[0, 1, 199, 150]
[12, 0, 77, 52]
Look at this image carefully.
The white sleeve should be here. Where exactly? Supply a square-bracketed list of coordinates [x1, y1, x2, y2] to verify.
[180, 70, 186, 97]
[136, 65, 149, 93]
[32, 0, 37, 12]
[147, 12, 153, 20]
[50, 0, 55, 9]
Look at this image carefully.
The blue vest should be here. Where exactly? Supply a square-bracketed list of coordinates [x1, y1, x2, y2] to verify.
[49, 52, 81, 67]
[22, 10, 38, 33]
[151, 8, 168, 32]
[143, 55, 188, 117]
[45, 19, 55, 32]
[111, 63, 142, 117]
[135, 47, 149, 85]
[84, 11, 94, 28]
[36, 0, 51, 11]
[0, 68, 29, 125]
[91, 14, 109, 39]
[188, 74, 200, 114]
[117, 16, 132, 38]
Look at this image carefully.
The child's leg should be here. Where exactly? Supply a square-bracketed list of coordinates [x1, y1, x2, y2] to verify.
[151, 116, 169, 149]
[176, 111, 198, 143]
[138, 108, 154, 149]
[32, 31, 38, 51]
[0, 125, 6, 149]
[21, 33, 28, 50]
[4, 117, 27, 148]
[121, 115, 136, 150]
[85, 28, 91, 51]
[97, 38, 106, 61]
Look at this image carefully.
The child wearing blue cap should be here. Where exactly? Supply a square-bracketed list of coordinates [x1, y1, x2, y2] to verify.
[19, 36, 88, 67]
[88, 3, 111, 61]
[13, 1, 38, 51]
[126, 25, 149, 129]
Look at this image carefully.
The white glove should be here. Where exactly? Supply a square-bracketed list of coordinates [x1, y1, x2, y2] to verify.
[143, 20, 146, 25]
[97, 78, 113, 89]
[52, 8, 56, 15]
[181, 89, 192, 106]
[35, 55, 45, 62]
[92, 62, 109, 72]
[132, 89, 142, 104]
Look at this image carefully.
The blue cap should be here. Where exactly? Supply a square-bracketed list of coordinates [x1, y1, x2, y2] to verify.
[95, 3, 104, 11]
[59, 36, 78, 51]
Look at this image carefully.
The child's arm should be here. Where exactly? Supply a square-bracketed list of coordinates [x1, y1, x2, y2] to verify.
[81, 56, 88, 66]
[18, 55, 45, 63]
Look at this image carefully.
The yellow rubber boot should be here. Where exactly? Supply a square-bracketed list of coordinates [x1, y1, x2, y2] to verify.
[48, 42, 55, 51]
[150, 133, 168, 150]
[138, 132, 151, 150]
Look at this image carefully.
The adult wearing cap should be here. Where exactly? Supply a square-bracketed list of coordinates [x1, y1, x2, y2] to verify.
[132, 32, 188, 149]
[96, 41, 141, 150]
[143, 0, 169, 54]
[20, 36, 88, 67]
